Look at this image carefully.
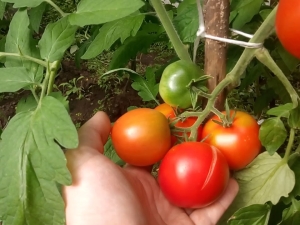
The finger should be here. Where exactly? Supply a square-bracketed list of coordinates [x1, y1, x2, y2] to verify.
[189, 178, 239, 224]
[77, 111, 111, 153]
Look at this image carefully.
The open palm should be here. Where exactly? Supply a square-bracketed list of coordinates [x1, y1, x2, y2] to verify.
[63, 112, 239, 225]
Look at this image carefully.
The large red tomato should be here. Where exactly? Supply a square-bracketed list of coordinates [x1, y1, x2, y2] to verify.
[158, 142, 230, 208]
[155, 103, 203, 143]
[201, 110, 261, 171]
[111, 108, 171, 166]
[275, 0, 300, 59]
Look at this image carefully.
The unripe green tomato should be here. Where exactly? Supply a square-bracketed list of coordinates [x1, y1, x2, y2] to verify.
[159, 60, 203, 109]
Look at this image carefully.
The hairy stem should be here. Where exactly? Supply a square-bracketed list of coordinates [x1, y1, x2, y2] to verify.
[45, 0, 68, 17]
[0, 52, 47, 67]
[283, 128, 295, 162]
[47, 61, 61, 95]
[150, 0, 192, 62]
[30, 88, 40, 103]
[39, 63, 51, 106]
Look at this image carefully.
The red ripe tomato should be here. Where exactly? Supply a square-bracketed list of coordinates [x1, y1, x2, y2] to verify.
[201, 110, 261, 171]
[111, 108, 171, 166]
[275, 0, 300, 59]
[155, 103, 203, 143]
[158, 142, 230, 208]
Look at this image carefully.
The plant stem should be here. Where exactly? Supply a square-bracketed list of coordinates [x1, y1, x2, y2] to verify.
[30, 88, 40, 103]
[0, 52, 47, 67]
[45, 0, 68, 17]
[283, 128, 295, 162]
[150, 0, 192, 62]
[255, 48, 299, 107]
[47, 61, 60, 95]
[39, 63, 51, 106]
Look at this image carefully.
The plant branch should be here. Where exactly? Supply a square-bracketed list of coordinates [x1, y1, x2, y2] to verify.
[0, 52, 47, 67]
[47, 61, 61, 95]
[255, 48, 299, 107]
[39, 63, 51, 106]
[45, 0, 68, 17]
[30, 88, 40, 103]
[283, 128, 295, 162]
[150, 0, 192, 62]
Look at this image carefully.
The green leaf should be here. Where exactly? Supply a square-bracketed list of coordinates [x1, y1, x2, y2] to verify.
[288, 104, 300, 129]
[283, 153, 300, 204]
[104, 137, 125, 166]
[39, 16, 78, 62]
[220, 152, 295, 224]
[82, 13, 145, 59]
[5, 9, 43, 81]
[16, 94, 38, 113]
[131, 67, 159, 102]
[49, 92, 70, 112]
[228, 204, 271, 225]
[69, 0, 144, 27]
[253, 89, 275, 116]
[279, 199, 300, 225]
[259, 9, 272, 20]
[173, 3, 198, 43]
[0, 67, 35, 93]
[239, 63, 263, 90]
[259, 118, 287, 155]
[267, 77, 291, 104]
[0, 2, 6, 20]
[230, 0, 264, 29]
[0, 96, 78, 225]
[29, 2, 47, 33]
[266, 103, 293, 118]
[1, 0, 44, 8]
[109, 31, 158, 69]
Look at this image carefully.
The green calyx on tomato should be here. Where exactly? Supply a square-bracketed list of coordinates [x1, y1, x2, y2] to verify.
[159, 60, 205, 109]
[201, 110, 261, 171]
[275, 0, 300, 59]
[158, 142, 230, 208]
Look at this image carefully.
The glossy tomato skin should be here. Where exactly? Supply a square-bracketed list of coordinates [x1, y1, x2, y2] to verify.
[158, 142, 230, 208]
[276, 0, 300, 59]
[155, 103, 203, 143]
[159, 60, 203, 109]
[201, 110, 261, 171]
[111, 108, 171, 166]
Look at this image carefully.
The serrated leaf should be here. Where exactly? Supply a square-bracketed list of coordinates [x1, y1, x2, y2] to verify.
[69, 0, 144, 27]
[220, 152, 295, 224]
[39, 16, 78, 62]
[16, 94, 38, 113]
[288, 104, 300, 129]
[259, 118, 287, 155]
[230, 0, 264, 29]
[1, 0, 43, 8]
[0, 96, 78, 225]
[266, 103, 293, 118]
[279, 199, 300, 225]
[82, 13, 145, 59]
[173, 4, 198, 43]
[131, 67, 159, 102]
[104, 137, 125, 166]
[228, 204, 271, 225]
[5, 9, 43, 81]
[109, 31, 158, 69]
[29, 2, 47, 33]
[0, 67, 35, 93]
[283, 153, 300, 204]
[0, 2, 6, 20]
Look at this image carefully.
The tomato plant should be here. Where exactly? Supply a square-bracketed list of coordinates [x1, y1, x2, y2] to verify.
[111, 108, 171, 166]
[158, 142, 230, 208]
[158, 60, 204, 109]
[275, 0, 300, 59]
[155, 103, 203, 143]
[201, 110, 261, 171]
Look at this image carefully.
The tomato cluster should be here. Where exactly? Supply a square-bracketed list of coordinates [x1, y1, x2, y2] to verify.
[110, 60, 261, 209]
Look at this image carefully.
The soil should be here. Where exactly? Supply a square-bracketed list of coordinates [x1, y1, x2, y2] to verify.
[0, 53, 168, 130]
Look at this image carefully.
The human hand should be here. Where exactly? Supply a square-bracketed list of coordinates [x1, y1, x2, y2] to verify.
[63, 112, 239, 225]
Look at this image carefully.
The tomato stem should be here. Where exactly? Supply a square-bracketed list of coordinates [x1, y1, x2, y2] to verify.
[150, 0, 192, 62]
[39, 62, 51, 106]
[283, 128, 295, 162]
[0, 52, 47, 67]
[255, 48, 299, 107]
[45, 0, 69, 17]
[47, 61, 60, 95]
